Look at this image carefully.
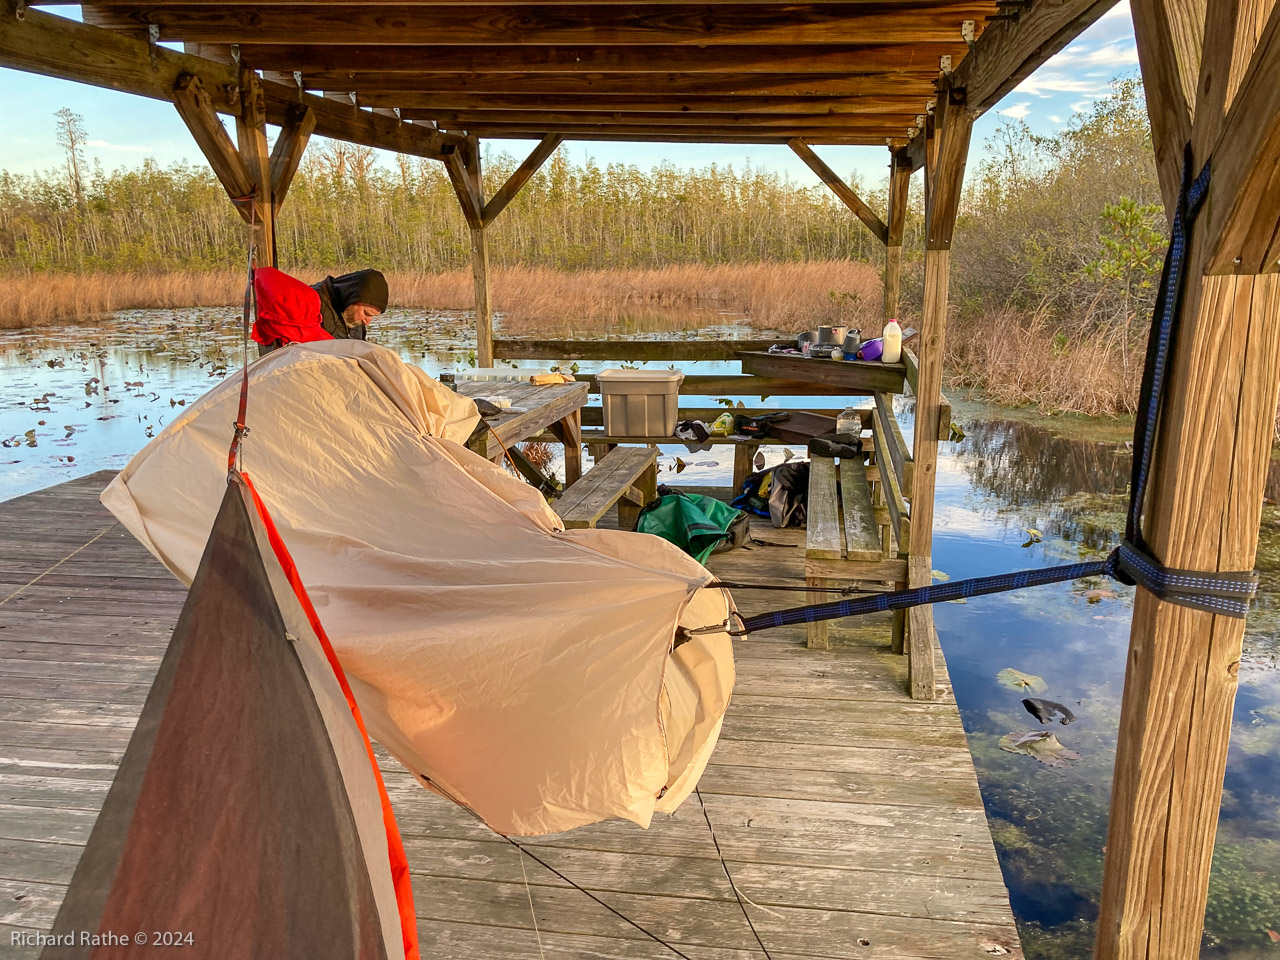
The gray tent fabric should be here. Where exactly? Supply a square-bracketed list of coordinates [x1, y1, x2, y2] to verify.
[42, 481, 401, 959]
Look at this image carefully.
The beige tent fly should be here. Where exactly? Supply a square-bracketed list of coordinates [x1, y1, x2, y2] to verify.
[102, 340, 736, 837]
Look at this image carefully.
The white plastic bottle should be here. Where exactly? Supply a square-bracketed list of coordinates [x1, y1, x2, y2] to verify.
[835, 407, 861, 440]
[881, 319, 903, 364]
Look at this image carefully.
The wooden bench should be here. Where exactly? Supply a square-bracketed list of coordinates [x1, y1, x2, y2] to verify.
[803, 397, 913, 650]
[553, 445, 659, 530]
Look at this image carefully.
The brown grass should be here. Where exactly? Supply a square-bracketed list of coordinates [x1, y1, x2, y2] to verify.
[945, 304, 1140, 417]
[0, 271, 243, 329]
[0, 260, 883, 333]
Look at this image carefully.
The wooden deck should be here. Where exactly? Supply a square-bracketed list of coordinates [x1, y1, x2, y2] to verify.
[0, 472, 1022, 959]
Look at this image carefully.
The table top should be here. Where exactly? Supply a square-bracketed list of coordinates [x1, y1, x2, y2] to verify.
[737, 350, 907, 394]
[457, 378, 589, 446]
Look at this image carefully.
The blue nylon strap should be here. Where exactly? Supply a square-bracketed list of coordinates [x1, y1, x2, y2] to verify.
[736, 555, 1115, 634]
[710, 142, 1261, 640]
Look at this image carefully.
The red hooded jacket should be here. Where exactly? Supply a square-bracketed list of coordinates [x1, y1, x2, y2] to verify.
[252, 266, 335, 347]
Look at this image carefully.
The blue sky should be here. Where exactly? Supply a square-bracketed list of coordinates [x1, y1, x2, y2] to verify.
[0, 2, 1138, 188]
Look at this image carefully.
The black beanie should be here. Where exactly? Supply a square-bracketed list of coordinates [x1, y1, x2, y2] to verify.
[330, 269, 389, 313]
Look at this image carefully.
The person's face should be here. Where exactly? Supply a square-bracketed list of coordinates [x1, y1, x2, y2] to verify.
[343, 302, 382, 327]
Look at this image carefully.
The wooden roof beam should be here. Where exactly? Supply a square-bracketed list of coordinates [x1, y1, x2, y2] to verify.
[438, 124, 913, 141]
[788, 138, 889, 244]
[899, 0, 1120, 172]
[443, 142, 483, 230]
[481, 133, 562, 227]
[359, 93, 928, 115]
[407, 109, 919, 129]
[302, 72, 941, 98]
[268, 103, 316, 212]
[462, 132, 905, 145]
[0, 0, 467, 161]
[81, 3, 992, 46]
[172, 73, 256, 212]
[232, 42, 963, 75]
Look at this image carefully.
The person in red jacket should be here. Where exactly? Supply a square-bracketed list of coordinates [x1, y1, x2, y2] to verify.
[251, 267, 334, 354]
[312, 269, 389, 340]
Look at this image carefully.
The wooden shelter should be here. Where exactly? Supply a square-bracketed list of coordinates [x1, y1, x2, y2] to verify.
[2, 0, 1280, 955]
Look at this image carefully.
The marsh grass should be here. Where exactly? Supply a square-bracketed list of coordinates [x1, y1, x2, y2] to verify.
[0, 260, 883, 333]
[945, 304, 1139, 418]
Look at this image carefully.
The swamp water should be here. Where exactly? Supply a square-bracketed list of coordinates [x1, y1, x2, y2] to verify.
[1, 310, 1278, 957]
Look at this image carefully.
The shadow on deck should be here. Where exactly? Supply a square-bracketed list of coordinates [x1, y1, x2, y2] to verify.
[0, 472, 1021, 959]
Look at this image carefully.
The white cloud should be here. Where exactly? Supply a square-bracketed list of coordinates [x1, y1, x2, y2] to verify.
[999, 103, 1032, 120]
[1048, 115, 1064, 124]
[1071, 100, 1094, 113]
[1014, 74, 1112, 98]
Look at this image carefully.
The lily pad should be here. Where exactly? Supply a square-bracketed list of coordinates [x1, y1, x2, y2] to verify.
[999, 730, 1081, 768]
[997, 667, 1047, 693]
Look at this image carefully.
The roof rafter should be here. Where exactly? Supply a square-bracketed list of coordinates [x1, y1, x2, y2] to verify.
[0, 0, 467, 160]
[233, 42, 962, 74]
[80, 3, 988, 46]
[899, 0, 1121, 171]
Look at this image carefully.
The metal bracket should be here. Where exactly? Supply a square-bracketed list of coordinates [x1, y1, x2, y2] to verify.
[961, 19, 976, 48]
[147, 23, 160, 69]
[13, 0, 26, 22]
[939, 55, 953, 74]
[915, 115, 925, 128]
[230, 43, 240, 65]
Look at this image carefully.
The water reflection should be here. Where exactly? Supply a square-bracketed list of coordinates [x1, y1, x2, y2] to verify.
[936, 408, 1280, 959]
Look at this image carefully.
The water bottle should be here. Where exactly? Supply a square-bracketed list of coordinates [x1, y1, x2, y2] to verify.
[882, 319, 903, 364]
[835, 407, 860, 441]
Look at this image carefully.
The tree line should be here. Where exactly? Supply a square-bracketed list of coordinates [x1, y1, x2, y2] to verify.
[1, 78, 1161, 340]
[0, 139, 888, 274]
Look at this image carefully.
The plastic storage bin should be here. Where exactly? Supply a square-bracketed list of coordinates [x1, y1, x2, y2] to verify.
[597, 369, 685, 437]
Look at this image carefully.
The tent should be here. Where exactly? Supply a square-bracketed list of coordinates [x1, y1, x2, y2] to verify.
[45, 478, 417, 959]
[101, 340, 736, 837]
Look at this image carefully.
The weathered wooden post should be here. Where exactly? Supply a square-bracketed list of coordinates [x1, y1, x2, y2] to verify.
[1096, 1, 1280, 955]
[906, 80, 972, 701]
[884, 152, 911, 320]
[465, 141, 494, 369]
[234, 67, 274, 266]
[445, 134, 562, 371]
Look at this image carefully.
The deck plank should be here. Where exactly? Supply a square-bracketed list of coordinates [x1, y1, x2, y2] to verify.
[0, 473, 1021, 959]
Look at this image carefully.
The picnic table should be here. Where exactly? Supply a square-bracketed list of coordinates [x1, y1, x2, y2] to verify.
[457, 378, 589, 485]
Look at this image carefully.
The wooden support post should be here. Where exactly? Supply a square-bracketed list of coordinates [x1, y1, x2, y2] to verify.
[805, 576, 829, 650]
[905, 81, 972, 701]
[1096, 274, 1280, 960]
[548, 411, 583, 487]
[1096, 2, 1280, 956]
[446, 134, 561, 367]
[884, 151, 911, 319]
[444, 138, 493, 367]
[234, 68, 274, 266]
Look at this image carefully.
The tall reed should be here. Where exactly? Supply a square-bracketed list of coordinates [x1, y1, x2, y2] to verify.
[0, 260, 883, 333]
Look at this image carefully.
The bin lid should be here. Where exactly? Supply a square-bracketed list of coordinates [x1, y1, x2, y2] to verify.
[596, 369, 685, 383]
